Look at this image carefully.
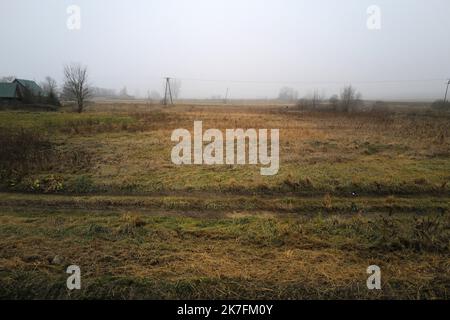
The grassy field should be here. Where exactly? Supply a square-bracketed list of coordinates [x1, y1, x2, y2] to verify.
[0, 102, 449, 299]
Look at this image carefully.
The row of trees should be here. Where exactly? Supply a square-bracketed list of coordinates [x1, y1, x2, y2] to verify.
[282, 86, 449, 112]
[278, 85, 362, 113]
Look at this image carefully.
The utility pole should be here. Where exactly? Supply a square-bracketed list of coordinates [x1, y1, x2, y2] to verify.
[163, 77, 173, 105]
[444, 79, 450, 104]
[224, 87, 229, 104]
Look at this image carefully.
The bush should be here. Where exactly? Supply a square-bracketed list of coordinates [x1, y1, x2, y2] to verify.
[296, 98, 310, 110]
[329, 95, 339, 111]
[0, 128, 54, 179]
[21, 86, 38, 104]
[430, 100, 450, 111]
[26, 174, 64, 193]
[45, 91, 61, 107]
[71, 175, 95, 193]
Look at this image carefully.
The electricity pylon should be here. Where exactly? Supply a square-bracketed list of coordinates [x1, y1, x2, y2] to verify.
[444, 79, 450, 104]
[163, 77, 173, 105]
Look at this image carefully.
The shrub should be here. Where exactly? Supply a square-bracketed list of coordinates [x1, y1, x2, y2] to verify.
[296, 98, 309, 110]
[26, 174, 64, 193]
[430, 100, 450, 112]
[0, 128, 54, 179]
[45, 91, 61, 107]
[72, 175, 95, 193]
[329, 95, 339, 111]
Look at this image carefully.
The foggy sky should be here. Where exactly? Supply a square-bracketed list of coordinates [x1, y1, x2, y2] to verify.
[1, 0, 450, 101]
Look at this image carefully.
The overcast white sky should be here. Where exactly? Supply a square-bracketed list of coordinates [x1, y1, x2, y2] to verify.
[1, 0, 449, 100]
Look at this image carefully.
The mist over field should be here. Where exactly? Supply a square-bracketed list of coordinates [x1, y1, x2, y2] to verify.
[0, 0, 449, 302]
[1, 0, 450, 100]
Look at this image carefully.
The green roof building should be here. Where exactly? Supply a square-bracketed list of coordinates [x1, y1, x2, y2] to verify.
[0, 79, 44, 101]
[13, 79, 44, 96]
[0, 82, 20, 99]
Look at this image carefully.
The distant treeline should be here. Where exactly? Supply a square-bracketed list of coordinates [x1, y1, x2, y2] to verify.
[89, 86, 135, 100]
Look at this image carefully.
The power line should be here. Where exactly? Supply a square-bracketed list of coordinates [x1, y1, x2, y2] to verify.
[173, 77, 447, 85]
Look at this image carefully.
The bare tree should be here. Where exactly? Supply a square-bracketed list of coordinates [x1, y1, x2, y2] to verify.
[171, 79, 182, 100]
[278, 87, 298, 102]
[41, 76, 57, 95]
[63, 64, 90, 113]
[339, 85, 361, 113]
[41, 76, 61, 107]
[119, 86, 131, 98]
[296, 90, 323, 110]
[310, 90, 324, 109]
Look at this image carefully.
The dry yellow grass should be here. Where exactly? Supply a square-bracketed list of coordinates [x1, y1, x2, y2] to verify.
[0, 102, 449, 299]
